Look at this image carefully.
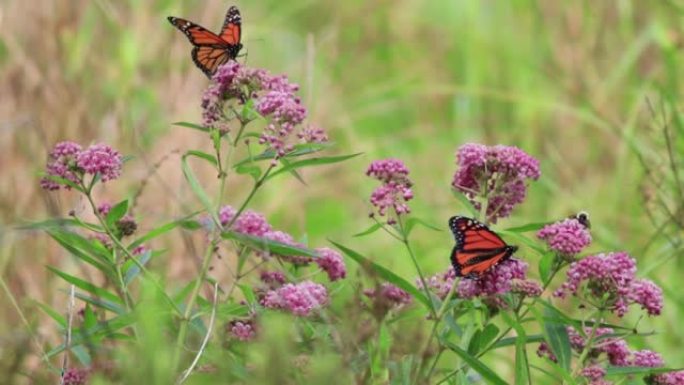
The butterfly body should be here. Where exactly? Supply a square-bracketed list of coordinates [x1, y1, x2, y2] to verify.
[168, 6, 243, 78]
[449, 216, 517, 278]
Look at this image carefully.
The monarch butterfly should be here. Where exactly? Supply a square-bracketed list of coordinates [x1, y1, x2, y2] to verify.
[449, 216, 518, 278]
[568, 211, 591, 229]
[167, 5, 243, 78]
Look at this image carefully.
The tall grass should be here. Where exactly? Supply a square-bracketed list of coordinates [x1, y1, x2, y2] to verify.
[1, 1, 683, 384]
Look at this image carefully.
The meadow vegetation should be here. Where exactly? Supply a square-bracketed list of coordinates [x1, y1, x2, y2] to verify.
[1, 1, 683, 384]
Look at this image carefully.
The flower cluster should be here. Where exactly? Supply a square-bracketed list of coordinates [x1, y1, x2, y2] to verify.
[452, 144, 540, 223]
[260, 280, 329, 317]
[651, 371, 684, 385]
[418, 260, 541, 309]
[228, 319, 257, 341]
[260, 270, 287, 286]
[554, 252, 663, 316]
[419, 267, 457, 300]
[218, 205, 347, 278]
[537, 217, 592, 256]
[219, 206, 272, 236]
[366, 159, 414, 224]
[62, 368, 89, 385]
[315, 247, 347, 281]
[364, 283, 412, 307]
[201, 61, 327, 158]
[41, 141, 123, 191]
[456, 259, 541, 308]
[538, 326, 683, 384]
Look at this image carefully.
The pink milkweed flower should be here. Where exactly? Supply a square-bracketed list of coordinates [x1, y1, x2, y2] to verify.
[76, 144, 123, 182]
[366, 158, 414, 224]
[452, 144, 540, 223]
[537, 217, 592, 256]
[219, 205, 273, 236]
[364, 283, 412, 307]
[554, 252, 663, 317]
[62, 368, 89, 385]
[40, 141, 83, 190]
[202, 61, 328, 157]
[228, 319, 257, 341]
[581, 365, 606, 382]
[315, 247, 346, 281]
[260, 280, 329, 317]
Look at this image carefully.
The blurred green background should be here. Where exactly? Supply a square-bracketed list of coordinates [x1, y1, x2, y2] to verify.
[1, 0, 683, 383]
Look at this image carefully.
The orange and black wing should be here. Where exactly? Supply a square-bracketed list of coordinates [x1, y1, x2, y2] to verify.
[449, 216, 517, 278]
[191, 46, 232, 78]
[220, 6, 242, 46]
[168, 17, 226, 46]
[167, 8, 243, 78]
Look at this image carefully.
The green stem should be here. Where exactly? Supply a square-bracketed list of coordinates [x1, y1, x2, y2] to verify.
[83, 190, 133, 312]
[174, 165, 274, 372]
[397, 216, 437, 320]
[224, 165, 275, 230]
[418, 280, 459, 383]
[436, 263, 564, 384]
[571, 309, 604, 377]
[173, 239, 217, 371]
[83, 186, 182, 314]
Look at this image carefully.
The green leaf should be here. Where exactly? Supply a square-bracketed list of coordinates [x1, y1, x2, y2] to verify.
[47, 266, 122, 305]
[18, 218, 99, 232]
[331, 241, 431, 309]
[214, 303, 250, 318]
[468, 324, 500, 355]
[34, 301, 66, 328]
[178, 219, 202, 230]
[73, 292, 125, 314]
[105, 199, 129, 229]
[353, 223, 382, 237]
[238, 284, 257, 306]
[404, 217, 442, 236]
[451, 191, 479, 217]
[129, 213, 201, 249]
[82, 305, 97, 329]
[72, 345, 92, 367]
[538, 251, 556, 284]
[538, 306, 572, 372]
[173, 281, 196, 305]
[46, 313, 137, 357]
[501, 312, 530, 385]
[40, 174, 84, 192]
[181, 154, 216, 222]
[266, 153, 362, 181]
[233, 142, 333, 168]
[279, 158, 307, 184]
[173, 121, 209, 133]
[515, 339, 530, 385]
[47, 229, 113, 273]
[443, 341, 509, 385]
[185, 150, 218, 167]
[235, 163, 262, 181]
[604, 366, 681, 376]
[493, 334, 545, 349]
[222, 231, 318, 258]
[123, 249, 152, 285]
[503, 222, 548, 233]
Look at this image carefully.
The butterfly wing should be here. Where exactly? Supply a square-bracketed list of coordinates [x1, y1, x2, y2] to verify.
[449, 216, 517, 278]
[220, 6, 242, 46]
[168, 17, 226, 45]
[168, 10, 242, 78]
[191, 46, 232, 78]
